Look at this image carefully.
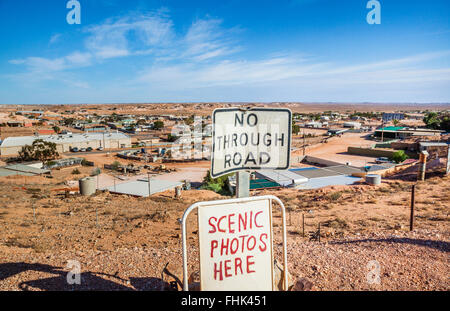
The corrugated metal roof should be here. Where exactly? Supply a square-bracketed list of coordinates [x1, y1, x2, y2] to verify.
[105, 179, 182, 197]
[5, 164, 50, 175]
[256, 170, 308, 186]
[419, 142, 448, 147]
[326, 165, 364, 175]
[296, 175, 362, 190]
[291, 167, 342, 179]
[0, 167, 35, 177]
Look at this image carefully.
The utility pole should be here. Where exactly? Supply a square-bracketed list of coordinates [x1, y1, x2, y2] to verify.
[303, 129, 306, 156]
[148, 172, 151, 196]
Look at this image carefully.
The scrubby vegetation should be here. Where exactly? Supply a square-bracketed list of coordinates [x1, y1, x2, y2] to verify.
[201, 170, 233, 195]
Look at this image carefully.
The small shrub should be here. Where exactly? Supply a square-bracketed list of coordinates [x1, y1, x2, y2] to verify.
[149, 210, 169, 222]
[322, 217, 349, 229]
[328, 191, 342, 201]
[72, 168, 81, 175]
[391, 150, 408, 164]
[111, 161, 121, 170]
[91, 168, 101, 176]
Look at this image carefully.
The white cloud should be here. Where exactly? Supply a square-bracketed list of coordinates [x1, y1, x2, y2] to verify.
[182, 18, 241, 61]
[49, 34, 61, 45]
[6, 10, 450, 102]
[135, 51, 450, 91]
[84, 12, 174, 59]
[65, 51, 92, 66]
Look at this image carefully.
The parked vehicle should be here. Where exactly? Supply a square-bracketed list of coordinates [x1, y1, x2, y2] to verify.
[97, 147, 104, 151]
[375, 157, 392, 164]
[80, 148, 87, 152]
[86, 147, 93, 152]
[71, 147, 79, 153]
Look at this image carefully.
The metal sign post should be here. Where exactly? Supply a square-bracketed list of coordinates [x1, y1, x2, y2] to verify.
[236, 171, 250, 198]
[181, 195, 288, 291]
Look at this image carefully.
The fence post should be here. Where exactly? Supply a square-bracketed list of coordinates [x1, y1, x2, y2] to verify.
[318, 222, 321, 243]
[302, 213, 305, 237]
[410, 185, 415, 231]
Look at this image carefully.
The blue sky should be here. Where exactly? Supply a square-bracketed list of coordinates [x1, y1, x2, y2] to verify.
[0, 0, 449, 105]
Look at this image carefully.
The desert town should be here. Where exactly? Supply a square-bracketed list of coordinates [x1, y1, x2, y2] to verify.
[0, 102, 448, 291]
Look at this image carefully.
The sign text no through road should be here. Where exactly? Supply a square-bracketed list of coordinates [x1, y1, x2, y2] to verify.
[211, 108, 292, 178]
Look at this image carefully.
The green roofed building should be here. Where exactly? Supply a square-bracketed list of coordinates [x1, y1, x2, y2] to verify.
[250, 179, 281, 190]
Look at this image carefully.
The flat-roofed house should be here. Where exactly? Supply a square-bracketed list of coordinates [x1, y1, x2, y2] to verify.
[0, 132, 131, 156]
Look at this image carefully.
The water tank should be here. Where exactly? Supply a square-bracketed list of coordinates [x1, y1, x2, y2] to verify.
[365, 174, 381, 186]
[79, 177, 96, 196]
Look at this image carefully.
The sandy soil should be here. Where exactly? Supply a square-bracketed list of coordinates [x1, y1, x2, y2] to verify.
[293, 133, 379, 166]
[0, 166, 448, 291]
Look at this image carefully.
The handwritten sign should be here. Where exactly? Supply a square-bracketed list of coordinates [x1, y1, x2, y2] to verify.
[198, 197, 273, 291]
[211, 108, 292, 178]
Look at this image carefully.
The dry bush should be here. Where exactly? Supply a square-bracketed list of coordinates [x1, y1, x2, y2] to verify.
[148, 210, 169, 222]
[365, 199, 378, 204]
[328, 191, 343, 202]
[322, 217, 349, 229]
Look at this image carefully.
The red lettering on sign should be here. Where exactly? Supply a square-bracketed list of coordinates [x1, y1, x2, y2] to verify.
[230, 238, 239, 255]
[238, 213, 247, 232]
[220, 238, 229, 256]
[208, 217, 217, 233]
[246, 256, 256, 274]
[228, 213, 235, 233]
[259, 233, 268, 252]
[247, 235, 256, 251]
[224, 260, 232, 278]
[239, 235, 248, 252]
[235, 257, 243, 275]
[214, 261, 223, 281]
[255, 211, 263, 228]
[218, 216, 226, 233]
[210, 240, 218, 257]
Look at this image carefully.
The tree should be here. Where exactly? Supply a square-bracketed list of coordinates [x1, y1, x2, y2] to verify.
[184, 115, 195, 126]
[63, 118, 75, 126]
[391, 150, 408, 164]
[18, 139, 59, 163]
[292, 121, 300, 135]
[423, 112, 440, 130]
[423, 112, 450, 132]
[52, 126, 61, 134]
[153, 120, 164, 130]
[201, 170, 233, 195]
[167, 134, 179, 142]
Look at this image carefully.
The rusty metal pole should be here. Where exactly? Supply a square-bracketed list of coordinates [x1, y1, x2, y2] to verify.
[318, 222, 321, 243]
[302, 213, 305, 237]
[410, 185, 415, 231]
[418, 151, 428, 182]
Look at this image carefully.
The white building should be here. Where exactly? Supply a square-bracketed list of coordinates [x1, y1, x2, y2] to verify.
[0, 132, 131, 156]
[343, 122, 362, 129]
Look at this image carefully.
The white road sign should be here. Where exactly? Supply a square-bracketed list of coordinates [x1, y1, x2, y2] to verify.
[197, 197, 274, 291]
[211, 108, 292, 178]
